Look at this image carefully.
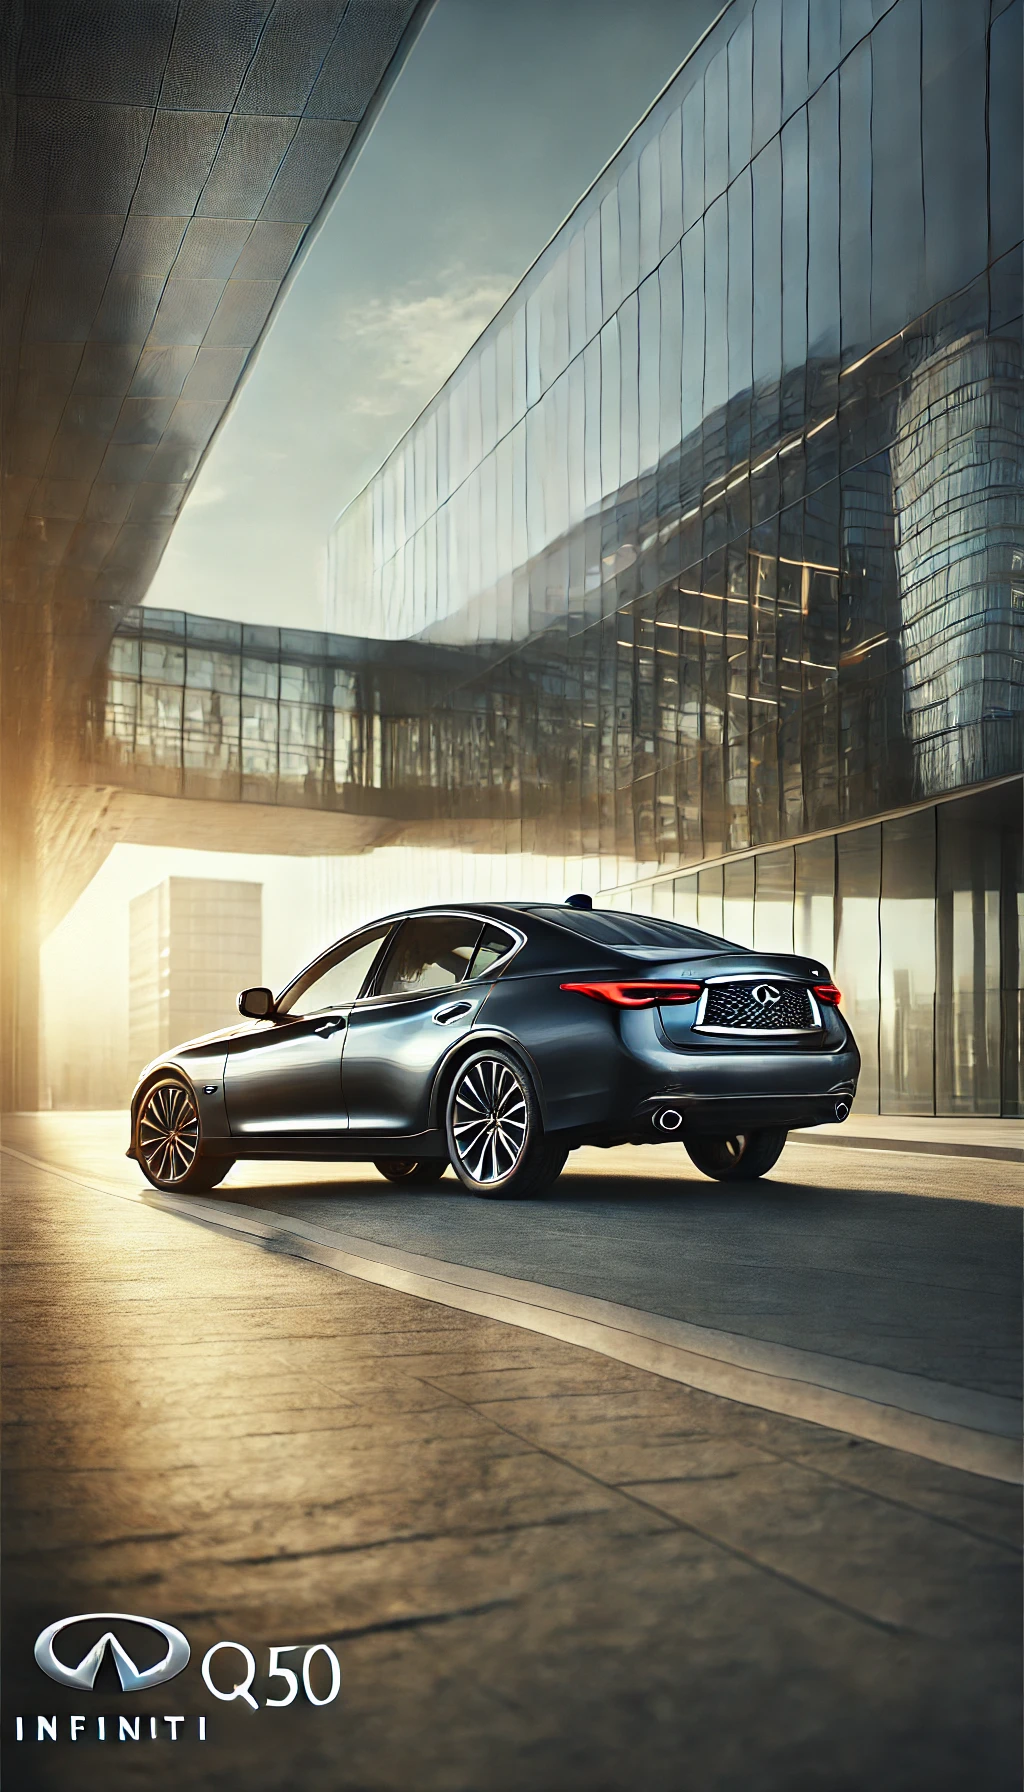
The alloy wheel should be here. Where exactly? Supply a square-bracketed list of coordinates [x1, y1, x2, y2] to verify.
[137, 1081, 200, 1186]
[450, 1057, 529, 1187]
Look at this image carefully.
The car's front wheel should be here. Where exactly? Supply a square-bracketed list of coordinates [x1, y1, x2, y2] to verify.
[445, 1049, 566, 1199]
[684, 1127, 787, 1181]
[373, 1158, 448, 1185]
[134, 1076, 234, 1194]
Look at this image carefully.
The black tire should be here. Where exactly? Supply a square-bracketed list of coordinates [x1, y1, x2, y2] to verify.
[445, 1048, 567, 1199]
[373, 1158, 448, 1185]
[684, 1127, 788, 1182]
[134, 1075, 234, 1194]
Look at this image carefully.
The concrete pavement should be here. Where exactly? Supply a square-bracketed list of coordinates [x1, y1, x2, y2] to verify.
[7, 1114, 1020, 1475]
[2, 1114, 1021, 1789]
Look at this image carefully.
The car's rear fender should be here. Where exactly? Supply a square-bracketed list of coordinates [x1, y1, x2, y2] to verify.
[472, 976, 640, 1133]
[426, 1025, 550, 1132]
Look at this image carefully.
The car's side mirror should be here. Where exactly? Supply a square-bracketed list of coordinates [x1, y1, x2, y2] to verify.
[238, 986, 276, 1020]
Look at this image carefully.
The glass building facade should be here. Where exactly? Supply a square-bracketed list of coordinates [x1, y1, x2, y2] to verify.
[319, 0, 1024, 1115]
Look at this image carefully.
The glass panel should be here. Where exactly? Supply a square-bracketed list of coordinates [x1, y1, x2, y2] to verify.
[752, 0, 783, 156]
[751, 138, 782, 449]
[723, 857, 755, 946]
[794, 835, 835, 970]
[639, 135, 661, 281]
[727, 168, 753, 403]
[838, 39, 872, 358]
[658, 247, 683, 466]
[879, 811, 936, 1114]
[650, 879, 673, 918]
[988, 1, 1024, 262]
[681, 77, 704, 234]
[638, 273, 660, 476]
[935, 786, 1018, 1115]
[754, 846, 794, 952]
[618, 159, 641, 304]
[727, 17, 753, 183]
[921, 0, 987, 302]
[703, 41, 729, 209]
[868, 0, 923, 343]
[780, 109, 808, 431]
[806, 73, 840, 365]
[703, 196, 728, 421]
[659, 107, 683, 260]
[698, 864, 725, 938]
[781, 0, 808, 123]
[835, 824, 880, 1111]
[672, 872, 700, 927]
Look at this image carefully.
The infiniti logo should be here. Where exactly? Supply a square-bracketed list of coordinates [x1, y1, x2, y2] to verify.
[750, 984, 781, 1006]
[34, 1613, 190, 1692]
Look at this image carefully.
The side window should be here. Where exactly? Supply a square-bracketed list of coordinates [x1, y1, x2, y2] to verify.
[279, 927, 391, 1017]
[467, 925, 515, 978]
[376, 916, 484, 998]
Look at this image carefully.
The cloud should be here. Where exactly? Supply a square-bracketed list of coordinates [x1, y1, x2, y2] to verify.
[184, 481, 227, 509]
[341, 269, 512, 415]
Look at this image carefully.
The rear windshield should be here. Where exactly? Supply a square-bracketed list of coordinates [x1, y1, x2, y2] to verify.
[528, 906, 731, 952]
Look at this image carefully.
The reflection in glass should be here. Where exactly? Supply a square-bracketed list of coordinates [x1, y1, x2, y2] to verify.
[835, 825, 880, 1111]
[723, 857, 754, 947]
[697, 864, 724, 938]
[754, 846, 793, 953]
[936, 786, 1020, 1116]
[879, 812, 936, 1114]
[793, 835, 834, 970]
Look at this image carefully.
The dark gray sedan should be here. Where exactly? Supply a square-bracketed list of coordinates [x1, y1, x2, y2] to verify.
[128, 899, 859, 1198]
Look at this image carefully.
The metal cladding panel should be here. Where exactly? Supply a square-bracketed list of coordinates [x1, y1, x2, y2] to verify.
[1, 0, 423, 616]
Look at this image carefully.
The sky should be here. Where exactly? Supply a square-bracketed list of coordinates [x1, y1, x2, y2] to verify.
[145, 0, 721, 632]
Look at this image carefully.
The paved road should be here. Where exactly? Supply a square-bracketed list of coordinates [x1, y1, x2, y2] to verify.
[8, 1115, 1019, 1467]
[1, 1122, 1020, 1792]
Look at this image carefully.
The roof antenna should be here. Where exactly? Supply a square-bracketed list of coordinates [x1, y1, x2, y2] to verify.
[564, 893, 593, 909]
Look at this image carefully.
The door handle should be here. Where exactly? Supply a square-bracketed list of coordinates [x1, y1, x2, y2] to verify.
[432, 1000, 473, 1025]
[313, 1017, 346, 1037]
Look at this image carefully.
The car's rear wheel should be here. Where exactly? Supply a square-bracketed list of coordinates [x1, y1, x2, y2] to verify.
[684, 1127, 787, 1181]
[373, 1158, 448, 1185]
[135, 1075, 234, 1194]
[445, 1049, 566, 1199]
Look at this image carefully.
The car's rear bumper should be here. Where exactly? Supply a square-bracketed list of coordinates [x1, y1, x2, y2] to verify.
[630, 1087, 857, 1137]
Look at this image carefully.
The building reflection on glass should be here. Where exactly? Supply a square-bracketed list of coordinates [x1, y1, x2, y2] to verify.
[92, 0, 1022, 1113]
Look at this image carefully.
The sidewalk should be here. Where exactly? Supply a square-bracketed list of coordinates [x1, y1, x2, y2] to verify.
[2, 1144, 1020, 1791]
[795, 1114, 1022, 1163]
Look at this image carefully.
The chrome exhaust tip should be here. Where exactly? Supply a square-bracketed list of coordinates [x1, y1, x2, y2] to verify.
[834, 1100, 850, 1122]
[654, 1107, 683, 1133]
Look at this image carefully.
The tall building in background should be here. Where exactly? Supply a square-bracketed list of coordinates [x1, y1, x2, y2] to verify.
[324, 0, 1023, 1116]
[129, 879, 262, 1080]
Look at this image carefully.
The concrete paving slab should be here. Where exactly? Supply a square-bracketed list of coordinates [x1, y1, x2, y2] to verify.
[2, 1143, 1021, 1791]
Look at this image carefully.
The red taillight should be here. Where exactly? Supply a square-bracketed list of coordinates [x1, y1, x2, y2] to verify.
[813, 983, 842, 1006]
[560, 980, 703, 1008]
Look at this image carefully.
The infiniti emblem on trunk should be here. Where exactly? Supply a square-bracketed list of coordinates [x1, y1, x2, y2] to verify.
[751, 984, 781, 1005]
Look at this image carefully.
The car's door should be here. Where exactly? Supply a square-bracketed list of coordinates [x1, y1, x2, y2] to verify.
[223, 924, 393, 1138]
[341, 914, 516, 1140]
